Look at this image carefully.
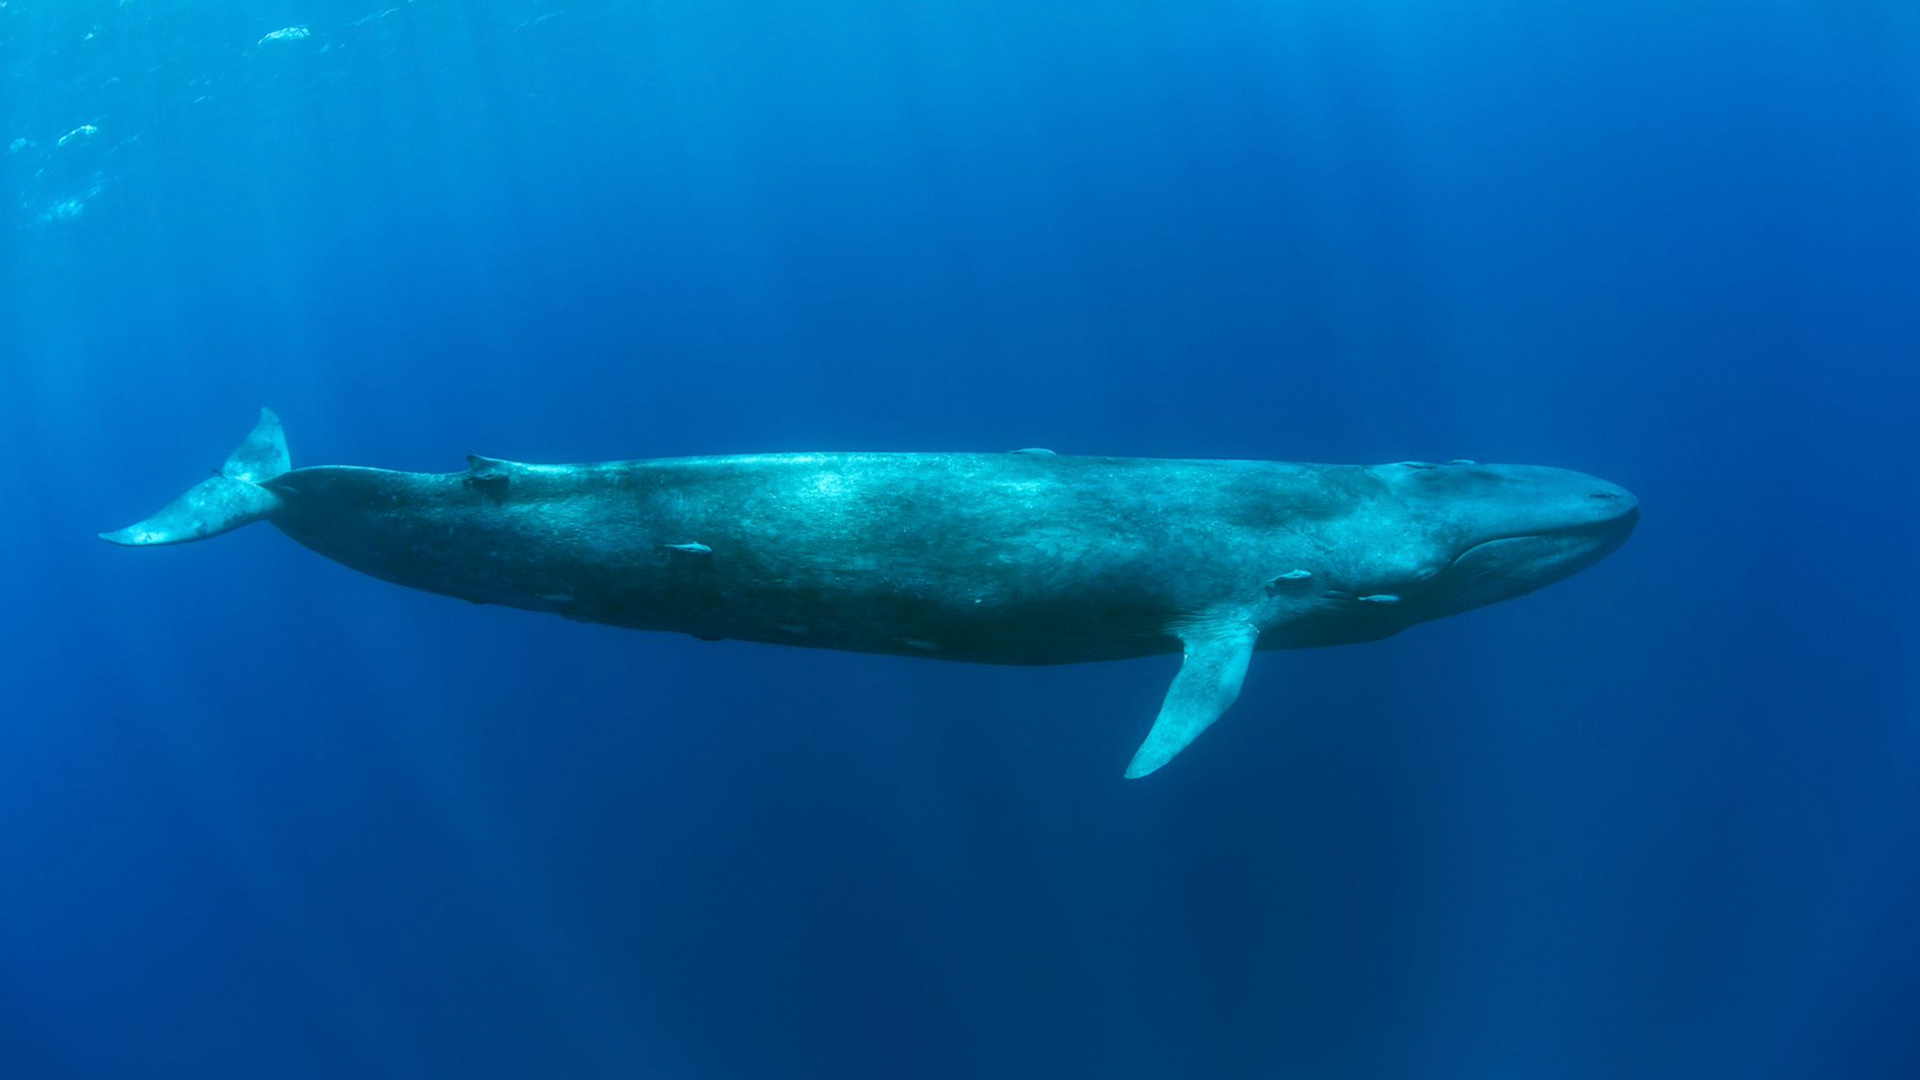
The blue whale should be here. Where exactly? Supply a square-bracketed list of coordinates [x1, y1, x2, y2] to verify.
[104, 410, 1639, 776]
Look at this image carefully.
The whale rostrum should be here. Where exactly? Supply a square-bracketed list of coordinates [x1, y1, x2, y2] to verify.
[104, 409, 1640, 777]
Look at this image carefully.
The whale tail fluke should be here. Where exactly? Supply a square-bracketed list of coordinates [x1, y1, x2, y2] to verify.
[100, 408, 290, 547]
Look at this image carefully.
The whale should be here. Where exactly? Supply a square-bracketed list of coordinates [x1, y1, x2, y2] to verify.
[103, 409, 1639, 776]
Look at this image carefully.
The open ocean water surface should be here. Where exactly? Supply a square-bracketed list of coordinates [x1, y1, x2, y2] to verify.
[2, 2, 1917, 1077]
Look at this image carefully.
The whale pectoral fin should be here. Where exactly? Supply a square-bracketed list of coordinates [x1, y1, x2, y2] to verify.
[1124, 623, 1259, 779]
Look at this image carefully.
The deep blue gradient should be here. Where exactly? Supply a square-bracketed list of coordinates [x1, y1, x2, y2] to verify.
[4, 2, 1917, 1077]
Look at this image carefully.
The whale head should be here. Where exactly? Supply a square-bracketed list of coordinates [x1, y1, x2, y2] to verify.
[1401, 460, 1640, 615]
[1354, 460, 1640, 623]
[1130, 458, 1639, 777]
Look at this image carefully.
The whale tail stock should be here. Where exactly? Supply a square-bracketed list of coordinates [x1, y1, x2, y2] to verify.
[100, 408, 290, 546]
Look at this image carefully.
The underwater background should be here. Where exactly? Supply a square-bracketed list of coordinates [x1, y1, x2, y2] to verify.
[3, 1, 1917, 1077]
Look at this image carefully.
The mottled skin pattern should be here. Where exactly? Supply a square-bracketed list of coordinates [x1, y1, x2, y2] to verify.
[267, 453, 1632, 660]
[272, 454, 1375, 662]
[104, 412, 1640, 775]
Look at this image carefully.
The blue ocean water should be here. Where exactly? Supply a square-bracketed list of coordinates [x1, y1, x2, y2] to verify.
[4, 1, 1917, 1076]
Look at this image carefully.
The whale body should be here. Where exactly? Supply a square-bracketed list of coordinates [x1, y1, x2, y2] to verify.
[104, 410, 1639, 776]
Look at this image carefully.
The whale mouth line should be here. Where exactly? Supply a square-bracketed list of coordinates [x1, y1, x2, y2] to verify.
[1445, 510, 1639, 574]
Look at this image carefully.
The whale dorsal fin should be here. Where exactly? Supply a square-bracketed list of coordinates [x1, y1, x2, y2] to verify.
[1124, 621, 1258, 778]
